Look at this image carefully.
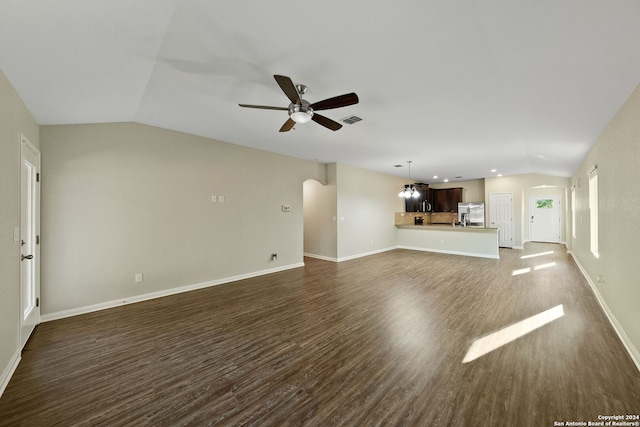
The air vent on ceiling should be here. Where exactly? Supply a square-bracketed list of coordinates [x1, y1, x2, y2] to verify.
[341, 115, 363, 125]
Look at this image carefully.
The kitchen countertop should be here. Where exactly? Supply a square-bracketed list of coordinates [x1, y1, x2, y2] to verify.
[396, 224, 498, 233]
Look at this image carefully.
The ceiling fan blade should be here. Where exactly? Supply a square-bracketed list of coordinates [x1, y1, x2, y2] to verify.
[274, 75, 301, 105]
[312, 114, 342, 131]
[310, 92, 359, 111]
[279, 118, 296, 132]
[239, 104, 288, 111]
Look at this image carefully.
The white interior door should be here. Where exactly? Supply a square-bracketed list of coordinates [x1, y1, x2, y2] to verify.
[20, 134, 40, 349]
[529, 195, 561, 243]
[490, 193, 513, 248]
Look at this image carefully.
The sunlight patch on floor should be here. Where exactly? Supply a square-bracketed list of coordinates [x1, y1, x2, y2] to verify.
[512, 261, 557, 276]
[512, 267, 531, 276]
[534, 262, 556, 270]
[521, 250, 554, 259]
[462, 304, 564, 363]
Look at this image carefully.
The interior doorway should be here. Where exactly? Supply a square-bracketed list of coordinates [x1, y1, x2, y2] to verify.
[20, 134, 40, 350]
[529, 195, 561, 243]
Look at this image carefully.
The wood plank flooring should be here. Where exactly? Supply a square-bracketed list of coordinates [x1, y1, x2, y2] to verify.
[1, 243, 639, 426]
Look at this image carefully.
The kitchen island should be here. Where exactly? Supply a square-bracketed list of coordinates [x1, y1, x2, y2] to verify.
[396, 224, 500, 259]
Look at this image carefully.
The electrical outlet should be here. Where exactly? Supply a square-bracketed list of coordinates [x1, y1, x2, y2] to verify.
[134, 273, 143, 283]
[271, 253, 278, 261]
[211, 195, 217, 203]
[282, 204, 291, 212]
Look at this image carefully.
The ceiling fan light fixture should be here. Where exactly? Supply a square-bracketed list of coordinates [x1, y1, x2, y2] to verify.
[289, 101, 314, 123]
[290, 111, 313, 123]
[240, 75, 357, 132]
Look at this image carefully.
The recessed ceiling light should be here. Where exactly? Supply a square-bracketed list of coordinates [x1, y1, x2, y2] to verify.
[444, 178, 449, 183]
[497, 174, 503, 177]
[491, 169, 497, 173]
[433, 175, 438, 179]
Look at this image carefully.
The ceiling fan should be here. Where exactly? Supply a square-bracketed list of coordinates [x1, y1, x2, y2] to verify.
[239, 74, 359, 132]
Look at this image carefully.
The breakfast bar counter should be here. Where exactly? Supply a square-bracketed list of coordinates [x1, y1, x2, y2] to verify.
[396, 224, 500, 259]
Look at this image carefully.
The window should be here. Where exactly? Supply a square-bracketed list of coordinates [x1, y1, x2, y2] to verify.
[571, 186, 576, 239]
[536, 199, 554, 209]
[588, 167, 598, 257]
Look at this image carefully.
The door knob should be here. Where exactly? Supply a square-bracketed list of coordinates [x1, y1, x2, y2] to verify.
[21, 254, 33, 261]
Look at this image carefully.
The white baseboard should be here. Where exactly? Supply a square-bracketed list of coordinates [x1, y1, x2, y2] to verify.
[0, 349, 21, 398]
[569, 251, 640, 372]
[307, 245, 501, 262]
[41, 262, 304, 323]
[305, 247, 397, 263]
[303, 253, 338, 262]
[397, 245, 500, 259]
[336, 246, 397, 262]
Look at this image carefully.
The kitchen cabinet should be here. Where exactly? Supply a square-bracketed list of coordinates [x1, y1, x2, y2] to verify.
[435, 190, 449, 212]
[433, 188, 463, 212]
[447, 188, 463, 210]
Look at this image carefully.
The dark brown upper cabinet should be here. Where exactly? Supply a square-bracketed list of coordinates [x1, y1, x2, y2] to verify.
[432, 188, 463, 212]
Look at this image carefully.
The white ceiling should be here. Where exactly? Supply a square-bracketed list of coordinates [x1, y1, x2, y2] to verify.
[2, 1, 640, 183]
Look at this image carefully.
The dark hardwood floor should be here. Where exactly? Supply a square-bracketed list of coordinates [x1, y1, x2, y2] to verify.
[1, 243, 639, 426]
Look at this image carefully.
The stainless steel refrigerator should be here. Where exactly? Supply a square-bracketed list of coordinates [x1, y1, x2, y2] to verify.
[458, 202, 485, 227]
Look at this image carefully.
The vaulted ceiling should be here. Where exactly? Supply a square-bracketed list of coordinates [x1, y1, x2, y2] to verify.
[2, 1, 640, 183]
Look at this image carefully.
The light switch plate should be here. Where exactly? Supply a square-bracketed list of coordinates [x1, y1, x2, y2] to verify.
[219, 195, 225, 203]
[13, 227, 20, 242]
[211, 195, 217, 203]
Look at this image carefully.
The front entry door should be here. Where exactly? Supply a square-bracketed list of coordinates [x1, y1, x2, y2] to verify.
[490, 193, 513, 248]
[20, 135, 40, 349]
[529, 195, 561, 243]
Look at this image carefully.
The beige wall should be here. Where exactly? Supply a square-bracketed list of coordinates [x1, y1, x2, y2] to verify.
[335, 163, 406, 260]
[39, 122, 324, 316]
[570, 82, 640, 366]
[430, 178, 485, 203]
[0, 68, 39, 391]
[485, 174, 570, 248]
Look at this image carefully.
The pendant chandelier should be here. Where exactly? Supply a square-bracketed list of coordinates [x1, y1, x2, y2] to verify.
[398, 161, 420, 199]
